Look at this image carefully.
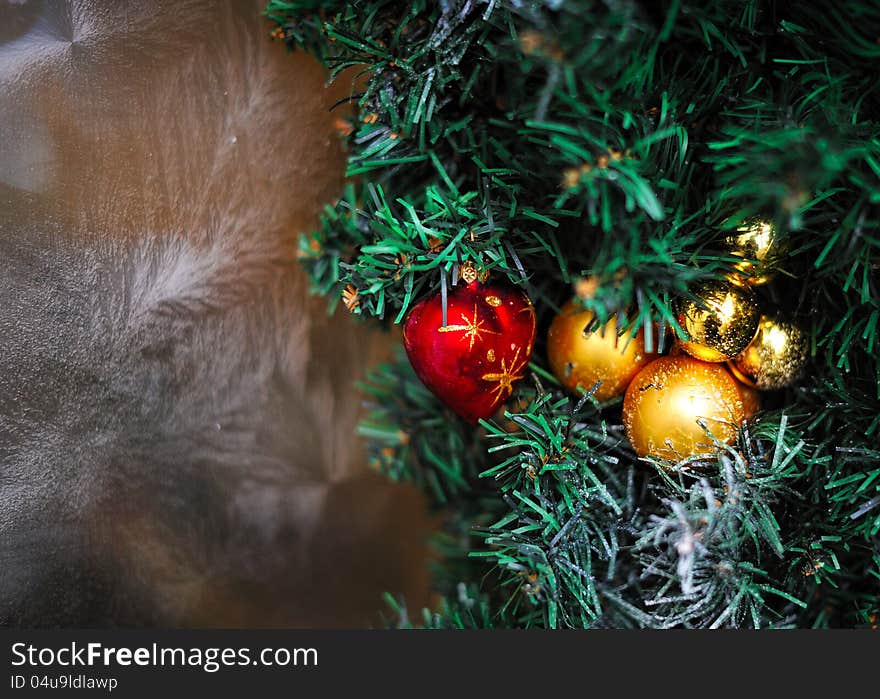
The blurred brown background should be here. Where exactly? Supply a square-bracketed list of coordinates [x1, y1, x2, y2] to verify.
[0, 0, 432, 627]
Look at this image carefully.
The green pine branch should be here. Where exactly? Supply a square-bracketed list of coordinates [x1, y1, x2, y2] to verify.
[268, 0, 880, 628]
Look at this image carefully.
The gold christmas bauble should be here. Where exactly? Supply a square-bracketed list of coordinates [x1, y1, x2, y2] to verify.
[623, 355, 745, 460]
[728, 315, 808, 390]
[674, 279, 761, 362]
[725, 219, 779, 286]
[547, 300, 655, 401]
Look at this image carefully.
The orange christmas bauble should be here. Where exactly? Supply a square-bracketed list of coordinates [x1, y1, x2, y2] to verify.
[547, 300, 655, 401]
[734, 377, 761, 419]
[623, 355, 745, 460]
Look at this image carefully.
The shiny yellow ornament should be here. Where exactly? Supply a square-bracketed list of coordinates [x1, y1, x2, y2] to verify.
[728, 315, 808, 390]
[547, 300, 655, 401]
[623, 356, 745, 460]
[725, 219, 779, 286]
[674, 279, 761, 362]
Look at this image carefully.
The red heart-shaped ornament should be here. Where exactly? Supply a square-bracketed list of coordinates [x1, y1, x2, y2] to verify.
[403, 280, 536, 423]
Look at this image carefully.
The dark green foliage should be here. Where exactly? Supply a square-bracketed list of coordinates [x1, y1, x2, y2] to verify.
[358, 349, 481, 503]
[266, 0, 880, 628]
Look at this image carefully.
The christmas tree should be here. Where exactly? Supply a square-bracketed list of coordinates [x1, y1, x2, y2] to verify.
[265, 0, 880, 628]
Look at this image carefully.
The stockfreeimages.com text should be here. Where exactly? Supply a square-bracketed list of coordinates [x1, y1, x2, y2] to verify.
[11, 642, 317, 673]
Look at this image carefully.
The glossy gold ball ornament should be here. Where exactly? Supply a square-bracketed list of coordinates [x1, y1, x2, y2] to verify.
[674, 279, 761, 362]
[725, 219, 779, 286]
[547, 300, 655, 401]
[623, 356, 745, 460]
[728, 315, 808, 390]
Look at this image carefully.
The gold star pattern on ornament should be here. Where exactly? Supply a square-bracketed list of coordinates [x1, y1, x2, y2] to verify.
[437, 303, 499, 350]
[481, 347, 527, 401]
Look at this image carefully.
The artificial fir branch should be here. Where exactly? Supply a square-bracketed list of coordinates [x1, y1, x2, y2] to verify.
[268, 0, 880, 628]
